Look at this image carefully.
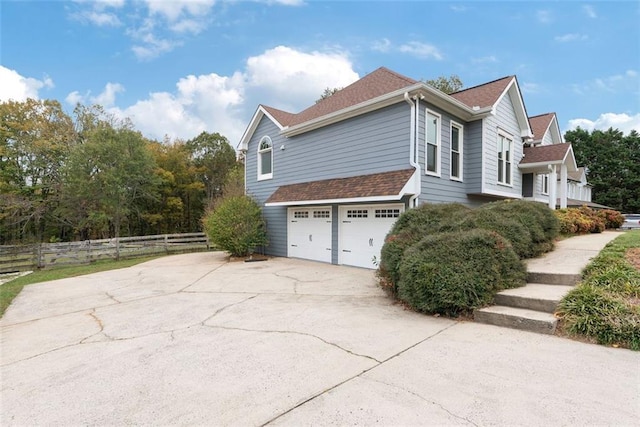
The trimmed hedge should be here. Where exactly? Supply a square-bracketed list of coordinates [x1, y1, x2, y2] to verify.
[479, 200, 559, 256]
[397, 229, 526, 316]
[378, 203, 470, 292]
[555, 206, 624, 234]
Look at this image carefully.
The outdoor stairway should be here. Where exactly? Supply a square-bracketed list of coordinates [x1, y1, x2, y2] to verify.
[474, 272, 579, 335]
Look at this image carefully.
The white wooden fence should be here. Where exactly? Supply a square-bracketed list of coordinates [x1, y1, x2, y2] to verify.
[0, 233, 210, 273]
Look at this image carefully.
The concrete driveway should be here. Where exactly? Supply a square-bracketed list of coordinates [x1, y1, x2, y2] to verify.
[1, 253, 638, 426]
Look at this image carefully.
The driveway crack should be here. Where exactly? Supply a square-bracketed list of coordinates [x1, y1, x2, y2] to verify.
[205, 325, 381, 364]
[359, 376, 479, 426]
[200, 294, 259, 324]
[179, 261, 229, 292]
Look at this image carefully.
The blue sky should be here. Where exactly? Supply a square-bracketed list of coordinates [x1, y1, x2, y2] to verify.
[1, 0, 639, 145]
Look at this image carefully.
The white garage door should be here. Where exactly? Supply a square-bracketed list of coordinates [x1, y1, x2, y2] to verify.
[287, 207, 332, 263]
[339, 204, 404, 269]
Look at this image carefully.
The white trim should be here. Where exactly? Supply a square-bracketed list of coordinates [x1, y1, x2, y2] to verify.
[450, 120, 464, 181]
[257, 136, 273, 181]
[541, 173, 549, 195]
[481, 188, 523, 199]
[267, 195, 403, 207]
[425, 108, 441, 177]
[497, 128, 514, 186]
[492, 78, 533, 139]
[281, 83, 493, 138]
[239, 105, 285, 150]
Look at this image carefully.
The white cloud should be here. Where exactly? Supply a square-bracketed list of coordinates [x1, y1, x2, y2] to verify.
[536, 10, 552, 24]
[521, 82, 541, 94]
[244, 46, 359, 112]
[568, 113, 640, 135]
[143, 0, 215, 22]
[398, 41, 443, 60]
[471, 55, 497, 64]
[69, 0, 299, 61]
[554, 33, 588, 42]
[450, 5, 468, 12]
[583, 5, 597, 18]
[69, 46, 359, 144]
[0, 66, 54, 102]
[371, 38, 392, 53]
[573, 70, 639, 95]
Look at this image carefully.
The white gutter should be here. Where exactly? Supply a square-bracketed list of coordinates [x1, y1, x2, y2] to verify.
[404, 92, 421, 208]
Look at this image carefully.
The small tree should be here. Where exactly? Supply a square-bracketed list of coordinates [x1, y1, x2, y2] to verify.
[203, 195, 267, 257]
[424, 75, 464, 94]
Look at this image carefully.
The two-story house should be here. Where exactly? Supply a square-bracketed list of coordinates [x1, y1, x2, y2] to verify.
[239, 67, 584, 269]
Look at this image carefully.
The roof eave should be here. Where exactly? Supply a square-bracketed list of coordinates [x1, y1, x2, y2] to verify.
[239, 105, 285, 150]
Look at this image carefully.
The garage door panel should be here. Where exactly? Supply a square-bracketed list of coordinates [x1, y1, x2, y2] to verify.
[288, 208, 332, 263]
[339, 204, 403, 269]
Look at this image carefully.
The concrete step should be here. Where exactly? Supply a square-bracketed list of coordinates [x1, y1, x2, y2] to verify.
[494, 284, 574, 313]
[474, 306, 558, 335]
[527, 272, 581, 286]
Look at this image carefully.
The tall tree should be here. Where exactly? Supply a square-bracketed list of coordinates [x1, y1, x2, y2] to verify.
[424, 75, 464, 94]
[0, 99, 75, 243]
[565, 127, 640, 213]
[185, 131, 237, 204]
[61, 123, 159, 240]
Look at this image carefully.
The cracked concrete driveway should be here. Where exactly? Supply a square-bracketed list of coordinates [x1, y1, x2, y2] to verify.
[1, 252, 638, 426]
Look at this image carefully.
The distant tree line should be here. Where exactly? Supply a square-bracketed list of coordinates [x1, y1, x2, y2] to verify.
[565, 127, 640, 213]
[0, 99, 239, 244]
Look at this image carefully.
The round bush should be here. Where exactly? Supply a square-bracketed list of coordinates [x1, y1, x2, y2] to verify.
[397, 229, 526, 316]
[436, 208, 534, 259]
[379, 203, 471, 292]
[203, 195, 268, 257]
[479, 200, 559, 256]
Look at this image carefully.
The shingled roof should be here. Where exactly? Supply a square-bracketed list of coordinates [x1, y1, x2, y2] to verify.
[262, 105, 296, 127]
[265, 169, 415, 205]
[521, 143, 571, 164]
[285, 67, 417, 127]
[529, 113, 556, 141]
[450, 76, 514, 109]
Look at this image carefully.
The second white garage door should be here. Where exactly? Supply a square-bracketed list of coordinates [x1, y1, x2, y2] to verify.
[339, 204, 404, 269]
[287, 207, 332, 263]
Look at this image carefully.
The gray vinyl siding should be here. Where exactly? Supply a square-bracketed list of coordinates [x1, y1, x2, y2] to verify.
[542, 130, 553, 146]
[416, 104, 481, 207]
[465, 120, 483, 194]
[481, 91, 523, 198]
[245, 102, 412, 257]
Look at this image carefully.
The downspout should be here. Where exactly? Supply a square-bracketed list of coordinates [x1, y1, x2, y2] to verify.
[404, 93, 420, 208]
[414, 94, 424, 206]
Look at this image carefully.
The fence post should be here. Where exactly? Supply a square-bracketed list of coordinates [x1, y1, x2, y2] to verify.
[37, 243, 44, 269]
[115, 236, 120, 261]
[164, 234, 169, 254]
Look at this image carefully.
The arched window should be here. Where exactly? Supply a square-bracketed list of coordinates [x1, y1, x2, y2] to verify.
[258, 136, 273, 180]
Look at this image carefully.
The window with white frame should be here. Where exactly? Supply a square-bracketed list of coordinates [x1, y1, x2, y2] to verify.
[257, 136, 273, 180]
[426, 110, 441, 175]
[450, 121, 463, 180]
[541, 174, 549, 195]
[497, 131, 512, 185]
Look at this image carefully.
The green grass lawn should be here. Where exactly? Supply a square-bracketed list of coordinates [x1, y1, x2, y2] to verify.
[0, 256, 162, 318]
[557, 230, 640, 350]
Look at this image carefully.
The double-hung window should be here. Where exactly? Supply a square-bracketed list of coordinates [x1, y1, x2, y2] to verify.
[450, 121, 463, 181]
[426, 110, 441, 176]
[497, 131, 512, 185]
[257, 136, 273, 180]
[541, 174, 549, 195]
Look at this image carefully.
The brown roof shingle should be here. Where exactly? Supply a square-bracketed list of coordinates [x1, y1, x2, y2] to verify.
[529, 113, 555, 141]
[521, 144, 571, 164]
[265, 169, 415, 204]
[450, 76, 514, 109]
[262, 105, 296, 127]
[278, 67, 417, 128]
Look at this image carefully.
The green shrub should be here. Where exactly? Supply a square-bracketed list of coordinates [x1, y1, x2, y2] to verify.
[378, 203, 470, 293]
[437, 208, 534, 259]
[396, 229, 526, 316]
[202, 195, 268, 257]
[480, 200, 559, 256]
